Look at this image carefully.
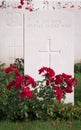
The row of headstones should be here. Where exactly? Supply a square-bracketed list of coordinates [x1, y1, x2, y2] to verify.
[0, 8, 78, 104]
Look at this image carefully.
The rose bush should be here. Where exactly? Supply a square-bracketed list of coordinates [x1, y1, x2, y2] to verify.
[38, 67, 77, 101]
[2, 65, 77, 121]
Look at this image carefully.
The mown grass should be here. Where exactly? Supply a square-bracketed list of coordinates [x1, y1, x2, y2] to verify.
[0, 120, 81, 130]
[74, 73, 81, 105]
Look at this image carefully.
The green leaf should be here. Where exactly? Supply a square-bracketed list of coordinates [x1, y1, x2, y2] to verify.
[25, 112, 28, 118]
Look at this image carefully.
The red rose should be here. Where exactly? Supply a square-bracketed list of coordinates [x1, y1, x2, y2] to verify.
[71, 78, 77, 87]
[70, 5, 74, 8]
[64, 77, 77, 87]
[25, 75, 36, 87]
[16, 75, 24, 89]
[65, 86, 73, 93]
[5, 65, 20, 76]
[14, 68, 20, 76]
[55, 74, 63, 84]
[29, 7, 33, 11]
[5, 66, 13, 73]
[25, 7, 29, 10]
[56, 89, 63, 101]
[19, 87, 34, 99]
[18, 5, 22, 9]
[39, 67, 55, 79]
[62, 73, 72, 79]
[53, 86, 58, 90]
[54, 87, 63, 101]
[20, 0, 24, 5]
[27, 1, 30, 5]
[19, 92, 25, 99]
[6, 80, 15, 90]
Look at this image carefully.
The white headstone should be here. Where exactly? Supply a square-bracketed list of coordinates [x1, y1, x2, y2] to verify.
[0, 10, 23, 64]
[24, 10, 74, 103]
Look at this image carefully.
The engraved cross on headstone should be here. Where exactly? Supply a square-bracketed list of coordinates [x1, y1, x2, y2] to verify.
[39, 39, 61, 67]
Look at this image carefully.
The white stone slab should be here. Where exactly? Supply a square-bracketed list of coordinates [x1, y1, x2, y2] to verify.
[24, 10, 74, 103]
[0, 10, 23, 64]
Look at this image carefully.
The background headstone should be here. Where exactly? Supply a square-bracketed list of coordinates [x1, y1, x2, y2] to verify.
[0, 10, 23, 64]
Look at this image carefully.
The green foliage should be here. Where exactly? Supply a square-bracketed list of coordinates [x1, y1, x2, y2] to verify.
[0, 81, 14, 120]
[0, 60, 80, 122]
[0, 59, 24, 121]
[74, 73, 81, 104]
[6, 93, 30, 121]
[0, 62, 10, 120]
[0, 62, 5, 71]
[74, 63, 81, 73]
[47, 100, 81, 121]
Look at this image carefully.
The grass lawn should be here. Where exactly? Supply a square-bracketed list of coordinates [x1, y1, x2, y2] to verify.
[0, 120, 81, 130]
[74, 73, 81, 105]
